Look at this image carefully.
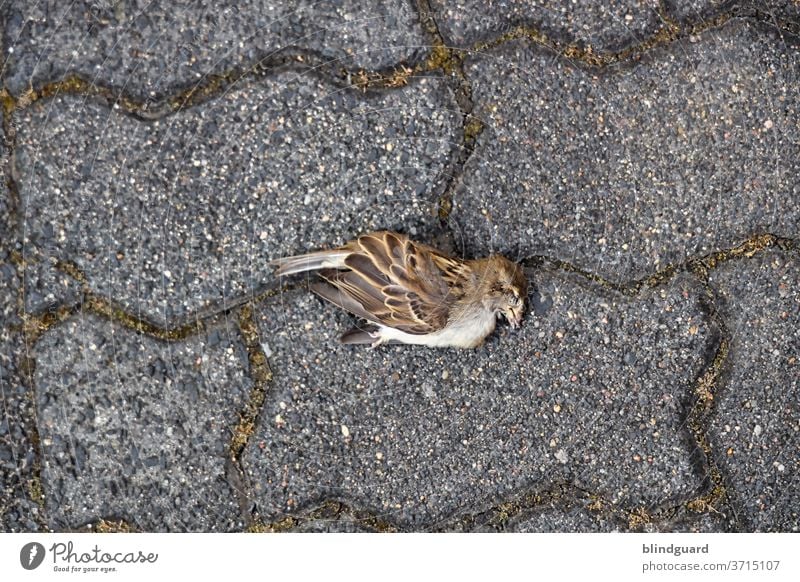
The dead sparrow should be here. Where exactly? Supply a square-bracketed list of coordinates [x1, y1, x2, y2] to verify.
[270, 231, 528, 348]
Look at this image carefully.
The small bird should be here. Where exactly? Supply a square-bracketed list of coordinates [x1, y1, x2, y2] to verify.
[270, 231, 528, 348]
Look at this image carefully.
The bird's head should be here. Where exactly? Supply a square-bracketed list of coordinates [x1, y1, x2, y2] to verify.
[478, 255, 528, 328]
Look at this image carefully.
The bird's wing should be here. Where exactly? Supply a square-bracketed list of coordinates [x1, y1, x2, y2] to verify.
[315, 231, 468, 335]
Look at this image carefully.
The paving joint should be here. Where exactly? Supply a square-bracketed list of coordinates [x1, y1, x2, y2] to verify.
[410, 1, 485, 227]
[522, 233, 796, 298]
[4, 49, 362, 121]
[467, 8, 799, 70]
[227, 304, 273, 527]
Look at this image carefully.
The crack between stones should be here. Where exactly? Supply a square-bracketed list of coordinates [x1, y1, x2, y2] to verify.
[237, 477, 702, 533]
[676, 263, 742, 530]
[284, 1, 483, 244]
[411, 1, 484, 228]
[639, 273, 734, 532]
[467, 6, 799, 69]
[227, 304, 273, 529]
[429, 482, 627, 532]
[12, 254, 303, 343]
[3, 48, 364, 121]
[521, 233, 796, 297]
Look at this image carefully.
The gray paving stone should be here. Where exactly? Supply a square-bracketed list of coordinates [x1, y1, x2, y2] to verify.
[15, 74, 460, 327]
[3, 0, 427, 99]
[243, 269, 711, 528]
[708, 250, 799, 532]
[429, 0, 663, 50]
[34, 313, 251, 531]
[450, 19, 800, 282]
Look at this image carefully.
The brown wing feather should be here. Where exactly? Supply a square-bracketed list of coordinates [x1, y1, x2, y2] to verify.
[318, 269, 386, 317]
[313, 231, 468, 335]
[310, 281, 375, 323]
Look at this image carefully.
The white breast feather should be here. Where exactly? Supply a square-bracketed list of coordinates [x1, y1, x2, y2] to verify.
[378, 308, 497, 348]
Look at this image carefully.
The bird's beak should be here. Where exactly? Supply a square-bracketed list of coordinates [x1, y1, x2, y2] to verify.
[506, 308, 522, 329]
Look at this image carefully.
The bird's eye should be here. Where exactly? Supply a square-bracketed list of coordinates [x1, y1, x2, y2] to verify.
[509, 295, 520, 306]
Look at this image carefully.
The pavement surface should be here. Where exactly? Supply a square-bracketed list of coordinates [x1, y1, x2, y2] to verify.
[0, 1, 798, 532]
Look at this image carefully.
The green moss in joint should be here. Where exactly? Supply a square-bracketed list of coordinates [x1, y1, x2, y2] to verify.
[463, 116, 484, 144]
[229, 304, 271, 462]
[94, 519, 136, 533]
[420, 44, 461, 76]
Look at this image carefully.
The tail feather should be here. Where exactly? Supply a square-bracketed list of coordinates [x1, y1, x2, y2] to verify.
[270, 250, 350, 276]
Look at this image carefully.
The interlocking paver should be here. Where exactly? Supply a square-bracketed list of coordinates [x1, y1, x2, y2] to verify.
[428, 0, 663, 50]
[34, 313, 251, 531]
[450, 19, 800, 282]
[708, 250, 800, 531]
[242, 270, 711, 527]
[3, 0, 427, 99]
[15, 74, 460, 326]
